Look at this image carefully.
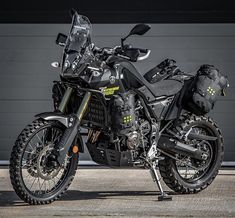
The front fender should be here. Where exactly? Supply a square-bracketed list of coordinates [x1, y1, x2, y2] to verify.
[35, 112, 71, 127]
[35, 112, 84, 153]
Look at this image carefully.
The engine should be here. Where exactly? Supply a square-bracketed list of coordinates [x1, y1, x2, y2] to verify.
[86, 92, 151, 167]
[110, 92, 151, 151]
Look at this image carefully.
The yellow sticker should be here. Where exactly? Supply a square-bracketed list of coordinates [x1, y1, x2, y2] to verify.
[103, 86, 120, 95]
[123, 115, 132, 123]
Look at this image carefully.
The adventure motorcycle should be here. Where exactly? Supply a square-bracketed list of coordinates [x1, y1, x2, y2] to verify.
[10, 10, 229, 204]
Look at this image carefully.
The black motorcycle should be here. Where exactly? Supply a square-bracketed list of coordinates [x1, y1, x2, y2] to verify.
[10, 10, 229, 204]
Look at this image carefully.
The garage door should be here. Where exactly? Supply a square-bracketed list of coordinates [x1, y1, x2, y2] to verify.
[0, 24, 234, 163]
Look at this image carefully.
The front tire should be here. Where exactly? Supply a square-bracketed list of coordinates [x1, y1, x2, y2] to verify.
[159, 114, 224, 194]
[9, 119, 79, 205]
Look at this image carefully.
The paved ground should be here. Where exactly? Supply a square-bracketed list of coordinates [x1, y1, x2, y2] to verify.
[0, 167, 235, 217]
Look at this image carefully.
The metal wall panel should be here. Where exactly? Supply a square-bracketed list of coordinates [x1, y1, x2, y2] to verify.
[0, 24, 234, 161]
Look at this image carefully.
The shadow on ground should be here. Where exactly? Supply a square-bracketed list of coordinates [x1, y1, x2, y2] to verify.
[0, 190, 177, 207]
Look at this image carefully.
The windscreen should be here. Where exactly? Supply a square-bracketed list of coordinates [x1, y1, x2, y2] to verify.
[62, 11, 92, 73]
[65, 12, 91, 53]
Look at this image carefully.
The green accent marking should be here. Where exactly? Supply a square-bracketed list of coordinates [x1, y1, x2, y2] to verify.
[123, 115, 132, 123]
[103, 86, 120, 95]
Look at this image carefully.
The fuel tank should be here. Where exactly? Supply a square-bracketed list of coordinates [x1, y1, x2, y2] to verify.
[88, 68, 120, 89]
[88, 58, 144, 95]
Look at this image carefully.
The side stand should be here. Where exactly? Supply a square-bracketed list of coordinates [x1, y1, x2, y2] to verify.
[149, 161, 172, 201]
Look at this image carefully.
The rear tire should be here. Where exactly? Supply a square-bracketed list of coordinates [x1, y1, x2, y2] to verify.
[159, 114, 224, 194]
[9, 119, 79, 205]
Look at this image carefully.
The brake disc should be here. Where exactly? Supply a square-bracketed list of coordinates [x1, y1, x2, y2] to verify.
[26, 149, 39, 178]
[36, 144, 61, 180]
[193, 140, 213, 171]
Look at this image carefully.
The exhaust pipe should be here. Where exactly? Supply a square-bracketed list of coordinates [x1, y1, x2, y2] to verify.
[158, 137, 206, 160]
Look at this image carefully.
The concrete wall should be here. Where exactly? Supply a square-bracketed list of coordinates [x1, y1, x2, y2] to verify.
[0, 24, 234, 162]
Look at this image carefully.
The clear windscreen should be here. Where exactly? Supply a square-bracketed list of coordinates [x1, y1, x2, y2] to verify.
[62, 11, 92, 75]
[65, 12, 91, 53]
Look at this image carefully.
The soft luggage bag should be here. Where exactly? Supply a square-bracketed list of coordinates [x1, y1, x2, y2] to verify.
[184, 64, 229, 115]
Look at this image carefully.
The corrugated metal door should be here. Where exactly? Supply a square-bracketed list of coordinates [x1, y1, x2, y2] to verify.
[0, 24, 234, 163]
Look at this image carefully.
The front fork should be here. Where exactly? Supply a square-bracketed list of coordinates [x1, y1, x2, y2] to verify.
[57, 88, 91, 165]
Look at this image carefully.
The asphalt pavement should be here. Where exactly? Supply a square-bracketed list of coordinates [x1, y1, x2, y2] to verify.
[0, 167, 235, 217]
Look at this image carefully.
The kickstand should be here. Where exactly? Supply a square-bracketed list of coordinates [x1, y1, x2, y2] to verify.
[149, 162, 172, 201]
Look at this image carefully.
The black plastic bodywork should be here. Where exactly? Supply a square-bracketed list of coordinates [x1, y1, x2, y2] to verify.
[51, 57, 187, 167]
[106, 58, 183, 121]
[57, 57, 184, 124]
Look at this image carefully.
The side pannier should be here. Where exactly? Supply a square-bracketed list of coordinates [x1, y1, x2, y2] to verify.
[183, 64, 229, 115]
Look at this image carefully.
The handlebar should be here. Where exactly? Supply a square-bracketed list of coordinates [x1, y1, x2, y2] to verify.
[92, 44, 150, 61]
[92, 45, 117, 55]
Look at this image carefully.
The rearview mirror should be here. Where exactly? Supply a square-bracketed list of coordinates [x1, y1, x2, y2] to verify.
[69, 8, 77, 18]
[56, 33, 67, 46]
[121, 24, 151, 47]
[129, 24, 151, 36]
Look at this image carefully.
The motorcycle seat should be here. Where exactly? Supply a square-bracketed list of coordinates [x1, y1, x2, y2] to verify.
[146, 79, 183, 97]
[118, 60, 183, 97]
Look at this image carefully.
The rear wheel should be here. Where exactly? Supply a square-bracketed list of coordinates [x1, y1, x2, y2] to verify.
[159, 114, 224, 193]
[9, 119, 79, 205]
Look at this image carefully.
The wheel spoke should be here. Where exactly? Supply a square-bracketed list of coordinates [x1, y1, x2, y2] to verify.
[29, 177, 37, 191]
[29, 142, 33, 149]
[52, 129, 61, 143]
[47, 180, 51, 191]
[21, 162, 30, 168]
[175, 125, 214, 181]
[37, 177, 42, 193]
[41, 129, 46, 145]
[19, 124, 70, 197]
[44, 179, 47, 191]
[52, 178, 56, 186]
[36, 133, 43, 145]
[185, 165, 188, 179]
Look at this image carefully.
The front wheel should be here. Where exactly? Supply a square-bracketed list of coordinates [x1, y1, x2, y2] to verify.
[159, 114, 224, 194]
[9, 119, 79, 205]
